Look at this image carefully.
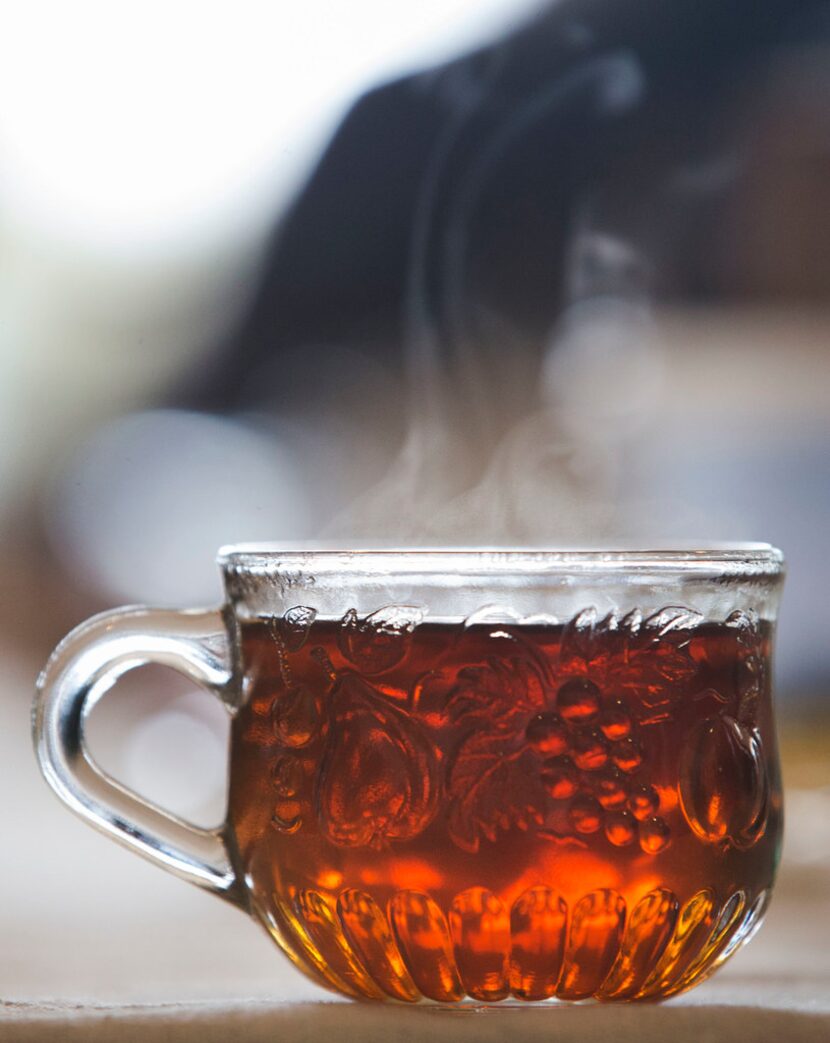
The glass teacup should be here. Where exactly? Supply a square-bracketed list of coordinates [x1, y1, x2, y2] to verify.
[34, 546, 784, 1003]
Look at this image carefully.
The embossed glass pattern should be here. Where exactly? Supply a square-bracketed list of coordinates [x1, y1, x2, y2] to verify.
[35, 546, 784, 1005]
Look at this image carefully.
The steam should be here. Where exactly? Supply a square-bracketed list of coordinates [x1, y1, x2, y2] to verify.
[324, 35, 657, 545]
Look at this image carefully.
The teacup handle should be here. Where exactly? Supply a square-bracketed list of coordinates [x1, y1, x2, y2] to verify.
[33, 606, 245, 908]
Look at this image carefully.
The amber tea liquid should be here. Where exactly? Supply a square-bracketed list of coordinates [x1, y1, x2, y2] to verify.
[228, 607, 780, 1003]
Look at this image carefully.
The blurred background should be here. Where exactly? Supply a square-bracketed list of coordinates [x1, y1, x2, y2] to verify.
[2, 0, 830, 1009]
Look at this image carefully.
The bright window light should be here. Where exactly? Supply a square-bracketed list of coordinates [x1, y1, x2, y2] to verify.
[0, 0, 544, 254]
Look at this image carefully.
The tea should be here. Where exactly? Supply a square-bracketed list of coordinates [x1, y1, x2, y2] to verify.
[228, 606, 780, 1002]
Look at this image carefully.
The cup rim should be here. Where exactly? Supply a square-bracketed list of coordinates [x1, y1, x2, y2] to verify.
[217, 542, 784, 577]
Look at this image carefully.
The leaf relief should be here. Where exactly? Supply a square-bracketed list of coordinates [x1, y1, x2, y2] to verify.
[316, 672, 439, 848]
